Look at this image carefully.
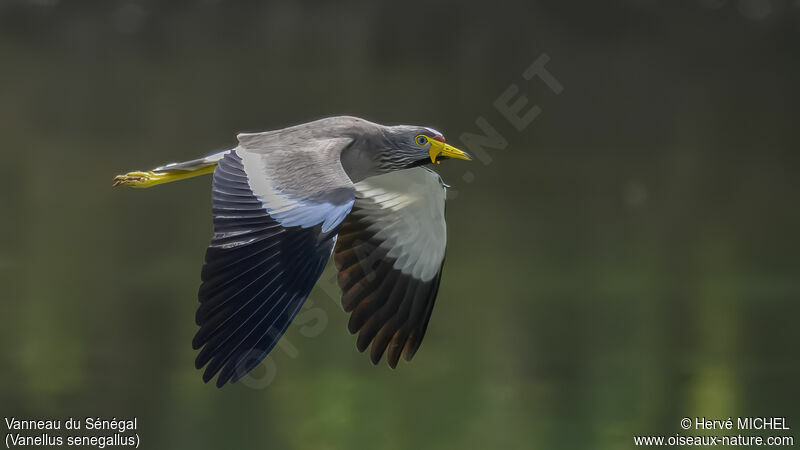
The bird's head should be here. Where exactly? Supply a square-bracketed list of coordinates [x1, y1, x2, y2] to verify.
[385, 125, 472, 169]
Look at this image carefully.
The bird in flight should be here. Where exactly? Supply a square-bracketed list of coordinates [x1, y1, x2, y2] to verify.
[113, 116, 472, 387]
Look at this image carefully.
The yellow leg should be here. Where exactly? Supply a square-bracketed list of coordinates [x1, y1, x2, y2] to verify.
[113, 165, 216, 188]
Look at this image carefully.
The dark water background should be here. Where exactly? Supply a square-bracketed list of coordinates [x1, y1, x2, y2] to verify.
[0, 1, 798, 448]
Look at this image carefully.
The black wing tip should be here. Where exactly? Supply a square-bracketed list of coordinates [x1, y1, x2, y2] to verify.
[201, 366, 217, 384]
[216, 375, 232, 388]
[198, 357, 238, 388]
[368, 344, 409, 369]
[403, 343, 421, 362]
[191, 335, 204, 350]
[199, 374, 233, 389]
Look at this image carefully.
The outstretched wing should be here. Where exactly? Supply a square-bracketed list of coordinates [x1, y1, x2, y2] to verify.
[194, 138, 354, 387]
[333, 167, 448, 368]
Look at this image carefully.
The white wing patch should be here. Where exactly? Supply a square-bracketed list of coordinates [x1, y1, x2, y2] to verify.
[237, 147, 353, 232]
[237, 148, 296, 213]
[351, 168, 447, 281]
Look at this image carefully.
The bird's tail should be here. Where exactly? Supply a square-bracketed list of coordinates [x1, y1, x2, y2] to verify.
[113, 149, 231, 188]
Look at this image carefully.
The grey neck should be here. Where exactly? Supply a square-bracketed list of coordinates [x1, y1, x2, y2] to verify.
[339, 135, 392, 183]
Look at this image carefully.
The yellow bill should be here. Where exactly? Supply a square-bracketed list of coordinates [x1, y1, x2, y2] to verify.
[428, 140, 472, 164]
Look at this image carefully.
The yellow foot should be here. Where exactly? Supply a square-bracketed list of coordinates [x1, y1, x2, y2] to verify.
[113, 164, 216, 188]
[113, 171, 163, 188]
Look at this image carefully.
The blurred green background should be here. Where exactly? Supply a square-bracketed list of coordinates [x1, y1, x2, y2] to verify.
[1, 1, 798, 449]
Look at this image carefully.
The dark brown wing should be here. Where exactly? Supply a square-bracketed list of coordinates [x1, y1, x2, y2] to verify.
[333, 168, 448, 367]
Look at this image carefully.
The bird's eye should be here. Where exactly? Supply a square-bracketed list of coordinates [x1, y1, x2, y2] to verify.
[415, 135, 428, 146]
